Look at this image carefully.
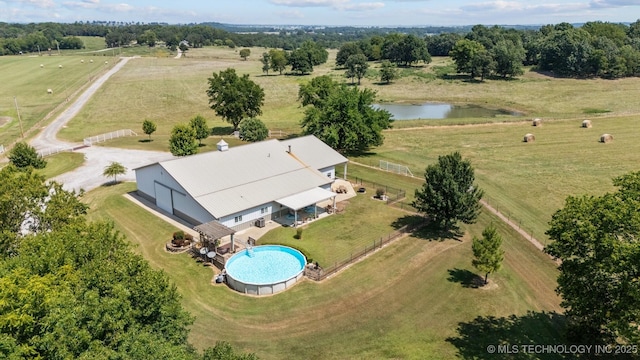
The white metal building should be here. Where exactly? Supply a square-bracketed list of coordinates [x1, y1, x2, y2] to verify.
[135, 135, 348, 231]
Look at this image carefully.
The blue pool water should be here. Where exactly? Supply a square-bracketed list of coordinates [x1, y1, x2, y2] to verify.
[225, 245, 306, 285]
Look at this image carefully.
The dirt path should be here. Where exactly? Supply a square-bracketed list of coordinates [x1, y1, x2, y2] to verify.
[29, 56, 175, 193]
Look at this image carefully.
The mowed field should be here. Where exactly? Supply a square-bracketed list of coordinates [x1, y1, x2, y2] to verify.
[83, 182, 562, 359]
[0, 54, 113, 146]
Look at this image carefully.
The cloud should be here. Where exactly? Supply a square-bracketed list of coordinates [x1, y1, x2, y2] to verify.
[4, 0, 55, 8]
[269, 0, 382, 11]
[590, 0, 640, 8]
[460, 1, 589, 15]
[276, 9, 306, 19]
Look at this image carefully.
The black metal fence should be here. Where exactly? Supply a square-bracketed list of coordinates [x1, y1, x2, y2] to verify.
[304, 221, 425, 281]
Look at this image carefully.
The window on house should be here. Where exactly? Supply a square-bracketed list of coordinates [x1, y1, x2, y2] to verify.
[234, 215, 243, 223]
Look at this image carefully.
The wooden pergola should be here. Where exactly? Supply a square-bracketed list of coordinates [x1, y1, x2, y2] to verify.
[194, 221, 236, 253]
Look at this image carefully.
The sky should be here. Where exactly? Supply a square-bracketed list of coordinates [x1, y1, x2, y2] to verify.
[1, 0, 639, 26]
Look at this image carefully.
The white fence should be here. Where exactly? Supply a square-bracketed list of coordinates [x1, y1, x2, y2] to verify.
[83, 129, 137, 146]
[379, 160, 414, 177]
[37, 146, 75, 158]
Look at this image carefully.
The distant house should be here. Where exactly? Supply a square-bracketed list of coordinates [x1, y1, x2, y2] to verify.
[134, 135, 348, 231]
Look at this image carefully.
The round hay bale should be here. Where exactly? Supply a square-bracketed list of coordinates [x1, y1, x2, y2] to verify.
[532, 118, 542, 126]
[582, 119, 592, 128]
[600, 133, 613, 143]
[81, 59, 84, 63]
[40, 64, 44, 68]
[523, 133, 535, 143]
[104, 61, 108, 65]
[90, 59, 94, 63]
[47, 88, 53, 94]
[58, 65, 62, 68]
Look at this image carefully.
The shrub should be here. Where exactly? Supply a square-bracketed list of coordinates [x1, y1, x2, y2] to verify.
[8, 142, 47, 169]
[294, 228, 303, 240]
[173, 230, 185, 240]
[376, 188, 386, 199]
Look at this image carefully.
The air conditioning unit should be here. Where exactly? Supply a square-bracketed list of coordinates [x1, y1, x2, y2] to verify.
[255, 217, 265, 228]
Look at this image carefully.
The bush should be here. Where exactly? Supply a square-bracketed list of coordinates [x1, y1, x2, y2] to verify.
[376, 188, 386, 199]
[173, 230, 185, 240]
[294, 228, 303, 240]
[8, 142, 47, 169]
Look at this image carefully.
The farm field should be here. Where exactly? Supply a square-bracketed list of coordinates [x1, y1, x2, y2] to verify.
[83, 182, 562, 359]
[53, 44, 640, 243]
[0, 54, 110, 147]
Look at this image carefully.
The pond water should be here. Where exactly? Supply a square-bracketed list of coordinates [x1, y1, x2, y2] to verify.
[372, 103, 521, 120]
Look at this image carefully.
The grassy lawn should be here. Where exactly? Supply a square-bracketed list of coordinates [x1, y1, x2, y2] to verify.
[350, 116, 640, 242]
[0, 55, 109, 146]
[82, 182, 562, 359]
[258, 191, 420, 267]
[36, 152, 85, 179]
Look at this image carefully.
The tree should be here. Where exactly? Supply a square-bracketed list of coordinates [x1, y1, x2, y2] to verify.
[169, 124, 198, 156]
[8, 142, 46, 169]
[470, 49, 495, 81]
[398, 34, 431, 66]
[345, 54, 369, 85]
[269, 49, 287, 75]
[103, 161, 126, 184]
[412, 152, 484, 231]
[450, 39, 487, 78]
[178, 42, 188, 56]
[0, 165, 86, 255]
[202, 341, 259, 360]
[260, 52, 270, 75]
[472, 224, 504, 285]
[238, 118, 268, 142]
[142, 119, 157, 140]
[545, 171, 640, 344]
[379, 60, 399, 84]
[336, 42, 363, 68]
[491, 40, 525, 78]
[239, 48, 250, 60]
[298, 75, 339, 108]
[299, 78, 393, 153]
[189, 115, 209, 145]
[206, 68, 265, 131]
[287, 48, 313, 75]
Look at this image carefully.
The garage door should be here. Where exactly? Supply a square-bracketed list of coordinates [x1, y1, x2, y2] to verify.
[154, 182, 173, 214]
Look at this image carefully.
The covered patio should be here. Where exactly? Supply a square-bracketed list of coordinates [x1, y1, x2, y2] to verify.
[194, 221, 237, 255]
[276, 187, 337, 227]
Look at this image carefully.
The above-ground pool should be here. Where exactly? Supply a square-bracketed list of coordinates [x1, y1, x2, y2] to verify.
[224, 245, 306, 296]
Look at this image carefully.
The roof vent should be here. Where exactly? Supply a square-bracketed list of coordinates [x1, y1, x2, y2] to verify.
[287, 145, 291, 153]
[217, 139, 229, 152]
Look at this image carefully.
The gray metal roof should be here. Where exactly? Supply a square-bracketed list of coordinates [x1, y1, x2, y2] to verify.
[157, 137, 340, 218]
[276, 187, 336, 211]
[280, 135, 348, 170]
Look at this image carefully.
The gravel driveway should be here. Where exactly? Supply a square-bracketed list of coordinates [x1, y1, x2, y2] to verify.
[30, 56, 175, 193]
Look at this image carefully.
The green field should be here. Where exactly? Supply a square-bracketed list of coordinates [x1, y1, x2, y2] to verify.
[35, 151, 85, 179]
[83, 182, 562, 359]
[0, 54, 111, 146]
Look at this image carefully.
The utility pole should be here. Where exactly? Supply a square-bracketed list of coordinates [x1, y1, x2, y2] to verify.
[14, 96, 24, 138]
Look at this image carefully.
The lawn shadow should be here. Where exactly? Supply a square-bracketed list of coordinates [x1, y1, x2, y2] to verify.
[211, 126, 234, 136]
[447, 268, 484, 288]
[411, 222, 463, 242]
[446, 311, 568, 360]
[391, 215, 425, 229]
[101, 180, 121, 187]
[138, 139, 153, 143]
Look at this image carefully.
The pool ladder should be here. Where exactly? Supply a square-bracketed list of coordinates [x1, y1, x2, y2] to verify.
[246, 244, 255, 258]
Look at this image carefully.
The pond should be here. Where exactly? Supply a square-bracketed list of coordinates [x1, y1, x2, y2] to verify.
[372, 103, 521, 120]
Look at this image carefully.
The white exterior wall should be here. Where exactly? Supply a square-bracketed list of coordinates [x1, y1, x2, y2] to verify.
[318, 165, 336, 179]
[136, 164, 214, 225]
[219, 202, 274, 229]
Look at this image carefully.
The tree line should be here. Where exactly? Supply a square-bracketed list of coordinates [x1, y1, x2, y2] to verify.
[3, 20, 640, 78]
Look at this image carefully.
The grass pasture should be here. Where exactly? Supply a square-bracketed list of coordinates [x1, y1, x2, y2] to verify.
[0, 54, 110, 146]
[82, 182, 562, 359]
[351, 116, 640, 242]
[36, 151, 85, 179]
